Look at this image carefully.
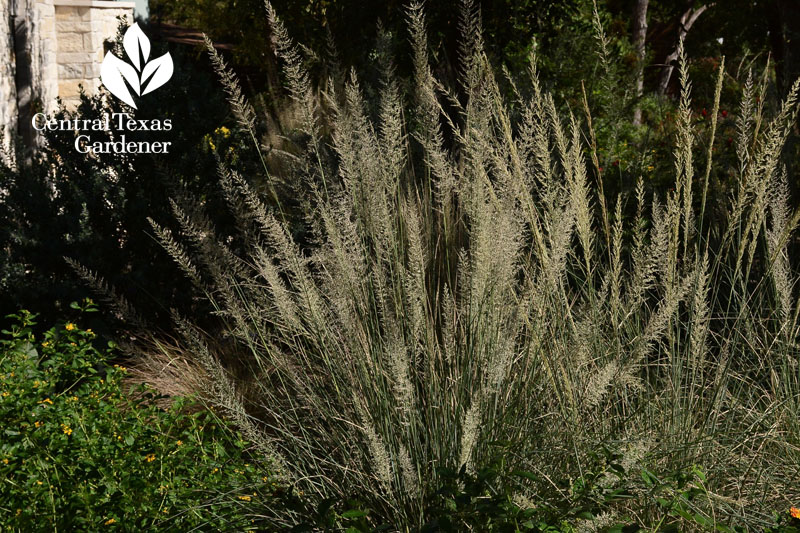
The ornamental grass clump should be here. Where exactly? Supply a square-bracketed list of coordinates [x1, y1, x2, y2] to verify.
[139, 0, 800, 528]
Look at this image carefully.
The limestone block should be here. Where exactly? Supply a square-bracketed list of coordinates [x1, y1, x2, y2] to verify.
[40, 16, 57, 36]
[83, 63, 101, 79]
[57, 63, 84, 79]
[56, 6, 79, 20]
[56, 20, 83, 32]
[97, 12, 129, 39]
[57, 32, 86, 53]
[57, 51, 96, 64]
[90, 20, 112, 34]
[58, 79, 86, 101]
[84, 33, 98, 50]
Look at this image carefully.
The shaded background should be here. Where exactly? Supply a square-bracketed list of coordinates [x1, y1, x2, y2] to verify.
[2, 0, 799, 334]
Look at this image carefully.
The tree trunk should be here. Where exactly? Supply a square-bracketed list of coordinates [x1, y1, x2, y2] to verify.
[632, 0, 649, 125]
[657, 4, 711, 96]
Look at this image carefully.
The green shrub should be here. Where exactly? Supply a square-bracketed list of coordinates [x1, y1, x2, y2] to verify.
[0, 301, 280, 530]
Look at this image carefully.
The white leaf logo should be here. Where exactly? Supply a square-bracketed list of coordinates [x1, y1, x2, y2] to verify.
[123, 22, 150, 70]
[100, 23, 173, 109]
[100, 53, 140, 107]
[141, 53, 173, 95]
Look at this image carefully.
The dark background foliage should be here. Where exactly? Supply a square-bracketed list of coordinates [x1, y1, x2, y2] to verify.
[0, 32, 243, 331]
[3, 0, 799, 332]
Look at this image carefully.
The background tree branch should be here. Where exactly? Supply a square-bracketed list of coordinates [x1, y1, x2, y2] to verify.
[657, 3, 712, 96]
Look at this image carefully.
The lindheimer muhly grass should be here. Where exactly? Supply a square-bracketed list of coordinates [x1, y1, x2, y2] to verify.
[125, 0, 800, 528]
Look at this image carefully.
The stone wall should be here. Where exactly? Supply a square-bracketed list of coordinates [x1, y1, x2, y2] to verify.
[1, 0, 134, 152]
[9, 0, 59, 149]
[0, 1, 16, 155]
[54, 0, 135, 109]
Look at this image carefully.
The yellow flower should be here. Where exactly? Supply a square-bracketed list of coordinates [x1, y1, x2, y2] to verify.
[65, 323, 76, 331]
[145, 453, 156, 462]
[104, 518, 116, 525]
[41, 398, 53, 405]
[1, 391, 8, 398]
[2, 458, 8, 464]
[42, 341, 51, 348]
[176, 440, 182, 446]
[647, 165, 654, 172]
[36, 480, 43, 485]
[35, 421, 43, 428]
[61, 424, 73, 436]
[791, 507, 800, 519]
[238, 495, 251, 502]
